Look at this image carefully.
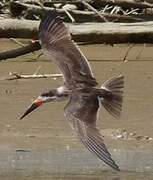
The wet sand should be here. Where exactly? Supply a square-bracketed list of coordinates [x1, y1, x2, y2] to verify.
[0, 40, 153, 179]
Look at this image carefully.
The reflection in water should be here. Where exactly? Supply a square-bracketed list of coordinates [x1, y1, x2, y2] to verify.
[0, 148, 153, 179]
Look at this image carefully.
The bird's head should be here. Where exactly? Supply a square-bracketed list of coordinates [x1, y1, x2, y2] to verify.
[20, 89, 58, 120]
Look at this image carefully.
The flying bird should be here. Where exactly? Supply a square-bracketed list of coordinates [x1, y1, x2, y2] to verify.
[20, 10, 124, 171]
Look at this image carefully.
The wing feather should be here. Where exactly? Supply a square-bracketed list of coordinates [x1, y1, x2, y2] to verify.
[39, 10, 97, 87]
[64, 93, 120, 171]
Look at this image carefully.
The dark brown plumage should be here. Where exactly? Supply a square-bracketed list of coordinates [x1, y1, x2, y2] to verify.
[21, 10, 124, 171]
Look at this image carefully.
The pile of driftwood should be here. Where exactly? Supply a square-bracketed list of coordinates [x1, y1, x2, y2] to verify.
[6, 0, 153, 22]
[0, 0, 153, 61]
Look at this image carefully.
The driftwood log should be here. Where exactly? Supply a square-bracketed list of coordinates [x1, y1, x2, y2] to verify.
[15, 0, 153, 9]
[0, 19, 38, 39]
[0, 41, 41, 61]
[10, 1, 143, 22]
[0, 19, 153, 44]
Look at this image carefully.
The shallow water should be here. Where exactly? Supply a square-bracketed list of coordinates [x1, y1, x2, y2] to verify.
[0, 148, 153, 179]
[0, 41, 153, 179]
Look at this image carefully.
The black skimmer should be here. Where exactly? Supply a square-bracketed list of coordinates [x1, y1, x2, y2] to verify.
[20, 10, 124, 171]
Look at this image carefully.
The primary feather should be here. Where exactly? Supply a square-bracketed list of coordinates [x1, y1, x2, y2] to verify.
[39, 10, 97, 88]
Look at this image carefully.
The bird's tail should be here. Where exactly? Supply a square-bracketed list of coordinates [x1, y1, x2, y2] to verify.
[100, 75, 124, 118]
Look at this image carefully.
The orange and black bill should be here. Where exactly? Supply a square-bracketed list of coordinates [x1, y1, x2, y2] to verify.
[20, 99, 43, 120]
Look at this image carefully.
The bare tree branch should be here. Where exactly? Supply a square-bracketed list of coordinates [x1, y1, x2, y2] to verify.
[2, 72, 62, 80]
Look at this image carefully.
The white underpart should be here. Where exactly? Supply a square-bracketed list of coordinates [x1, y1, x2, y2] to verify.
[57, 86, 67, 95]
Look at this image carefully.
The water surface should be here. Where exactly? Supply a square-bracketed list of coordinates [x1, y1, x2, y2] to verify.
[0, 41, 153, 179]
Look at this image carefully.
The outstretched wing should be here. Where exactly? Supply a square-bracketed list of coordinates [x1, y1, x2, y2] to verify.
[64, 93, 120, 171]
[39, 10, 97, 87]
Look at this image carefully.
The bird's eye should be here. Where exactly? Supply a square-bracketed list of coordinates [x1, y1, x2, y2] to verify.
[41, 92, 49, 97]
[41, 93, 46, 97]
[41, 90, 55, 97]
